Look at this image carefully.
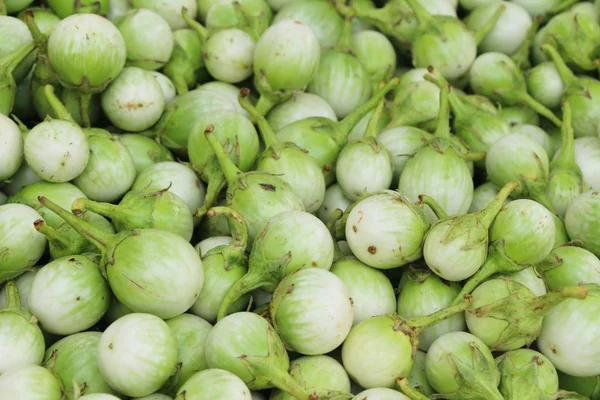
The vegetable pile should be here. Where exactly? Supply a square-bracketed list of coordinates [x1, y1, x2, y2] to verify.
[2, 0, 600, 399]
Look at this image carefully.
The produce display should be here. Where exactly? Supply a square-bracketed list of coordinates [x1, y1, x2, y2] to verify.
[2, 0, 600, 399]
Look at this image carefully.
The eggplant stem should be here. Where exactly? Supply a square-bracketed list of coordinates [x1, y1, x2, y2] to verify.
[337, 77, 400, 137]
[206, 206, 249, 251]
[216, 272, 265, 321]
[472, 4, 506, 46]
[37, 196, 111, 251]
[396, 378, 430, 400]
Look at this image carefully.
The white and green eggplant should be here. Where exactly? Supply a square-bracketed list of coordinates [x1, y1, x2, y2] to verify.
[190, 207, 250, 322]
[335, 92, 393, 201]
[71, 187, 194, 241]
[0, 281, 45, 375]
[465, 277, 588, 351]
[270, 355, 352, 400]
[132, 161, 207, 216]
[97, 313, 178, 397]
[38, 196, 204, 319]
[44, 332, 117, 399]
[29, 253, 111, 335]
[396, 266, 466, 351]
[496, 349, 560, 400]
[202, 125, 304, 243]
[343, 190, 430, 269]
[537, 245, 600, 290]
[330, 256, 396, 326]
[425, 331, 503, 400]
[115, 8, 174, 70]
[565, 191, 600, 257]
[162, 313, 213, 394]
[422, 181, 518, 282]
[269, 268, 353, 355]
[175, 368, 252, 400]
[454, 198, 556, 301]
[0, 364, 62, 400]
[538, 284, 600, 377]
[0, 203, 46, 283]
[217, 210, 333, 320]
[341, 298, 471, 389]
[239, 88, 326, 213]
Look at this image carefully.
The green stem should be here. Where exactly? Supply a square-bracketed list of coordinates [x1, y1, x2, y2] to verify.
[207, 206, 249, 251]
[194, 174, 227, 218]
[33, 219, 70, 248]
[396, 378, 430, 400]
[518, 92, 562, 128]
[418, 194, 448, 219]
[2, 281, 21, 310]
[44, 84, 77, 124]
[406, 296, 471, 332]
[71, 198, 122, 221]
[80, 93, 92, 128]
[337, 77, 400, 136]
[335, 17, 354, 52]
[431, 69, 451, 140]
[23, 9, 47, 53]
[524, 285, 588, 315]
[172, 74, 189, 95]
[363, 88, 385, 139]
[267, 364, 315, 400]
[204, 125, 242, 185]
[511, 16, 540, 70]
[549, 0, 581, 14]
[452, 240, 524, 304]
[473, 4, 506, 45]
[327, 208, 345, 262]
[217, 272, 265, 321]
[1, 42, 36, 74]
[37, 196, 111, 251]
[238, 88, 279, 147]
[11, 115, 28, 133]
[476, 181, 518, 227]
[551, 101, 578, 171]
[403, 0, 432, 27]
[182, 7, 208, 43]
[541, 44, 576, 86]
[0, 0, 6, 16]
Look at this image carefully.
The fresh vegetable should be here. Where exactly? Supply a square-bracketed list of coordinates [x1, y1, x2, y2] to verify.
[0, 364, 63, 400]
[37, 196, 204, 319]
[396, 266, 466, 351]
[163, 313, 213, 394]
[101, 67, 166, 132]
[341, 297, 470, 389]
[115, 8, 174, 71]
[0, 281, 45, 375]
[496, 349, 560, 400]
[29, 253, 111, 335]
[335, 91, 393, 200]
[425, 331, 503, 399]
[538, 284, 600, 376]
[565, 192, 600, 257]
[269, 268, 353, 355]
[189, 207, 250, 322]
[44, 332, 117, 398]
[97, 313, 178, 397]
[238, 88, 325, 213]
[465, 277, 588, 351]
[217, 210, 333, 320]
[0, 203, 46, 283]
[330, 256, 396, 326]
[71, 187, 194, 241]
[175, 368, 252, 400]
[422, 181, 517, 282]
[344, 190, 430, 269]
[202, 125, 304, 242]
[0, 113, 23, 181]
